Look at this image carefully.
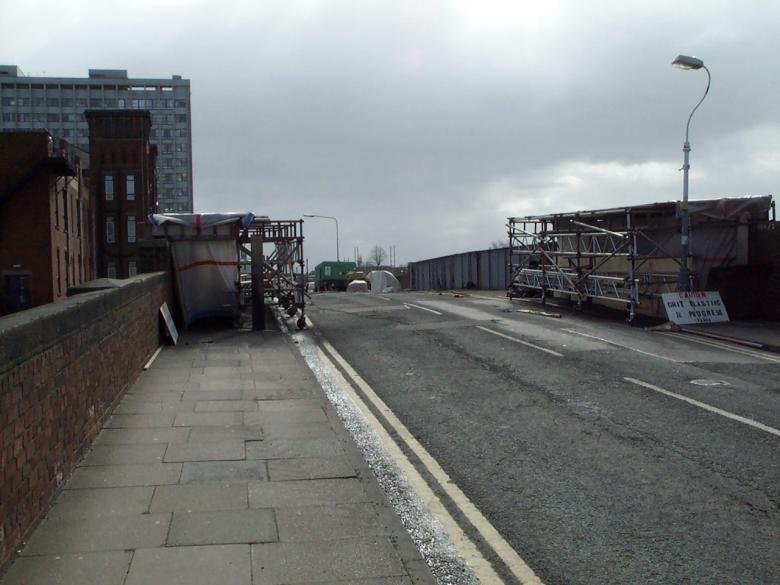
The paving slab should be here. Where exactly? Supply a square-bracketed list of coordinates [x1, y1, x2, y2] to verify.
[167, 509, 277, 545]
[66, 463, 182, 488]
[174, 411, 244, 427]
[242, 386, 314, 400]
[21, 514, 170, 555]
[276, 503, 386, 542]
[93, 427, 190, 445]
[0, 551, 132, 585]
[246, 439, 344, 460]
[105, 413, 175, 428]
[198, 379, 256, 391]
[202, 365, 253, 376]
[113, 399, 196, 415]
[251, 538, 407, 584]
[261, 421, 338, 441]
[120, 391, 185, 403]
[180, 460, 268, 484]
[163, 441, 246, 462]
[195, 400, 259, 412]
[294, 578, 413, 585]
[125, 545, 251, 585]
[267, 457, 357, 481]
[182, 388, 244, 401]
[79, 444, 166, 466]
[150, 483, 248, 512]
[45, 486, 153, 519]
[248, 479, 369, 508]
[245, 409, 328, 426]
[192, 359, 243, 367]
[187, 425, 263, 442]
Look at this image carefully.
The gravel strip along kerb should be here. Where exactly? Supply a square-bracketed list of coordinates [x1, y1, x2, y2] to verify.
[292, 328, 480, 585]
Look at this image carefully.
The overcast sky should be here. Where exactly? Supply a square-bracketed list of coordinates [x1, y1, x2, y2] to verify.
[3, 0, 778, 266]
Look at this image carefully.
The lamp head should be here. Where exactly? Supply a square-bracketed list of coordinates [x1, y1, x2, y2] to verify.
[303, 214, 315, 217]
[672, 54, 704, 70]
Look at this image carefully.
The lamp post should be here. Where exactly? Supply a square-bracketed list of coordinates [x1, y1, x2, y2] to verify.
[303, 214, 339, 261]
[672, 54, 711, 291]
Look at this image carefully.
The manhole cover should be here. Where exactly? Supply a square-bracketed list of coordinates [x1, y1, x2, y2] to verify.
[690, 379, 730, 387]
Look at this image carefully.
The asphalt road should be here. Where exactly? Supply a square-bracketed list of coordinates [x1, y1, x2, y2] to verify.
[305, 291, 780, 585]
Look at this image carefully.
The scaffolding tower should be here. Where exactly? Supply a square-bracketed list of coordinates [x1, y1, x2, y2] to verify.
[239, 219, 308, 330]
[508, 208, 682, 322]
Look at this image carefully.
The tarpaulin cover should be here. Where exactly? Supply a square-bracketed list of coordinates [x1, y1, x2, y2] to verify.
[346, 279, 369, 293]
[367, 270, 401, 293]
[149, 212, 256, 230]
[152, 213, 252, 327]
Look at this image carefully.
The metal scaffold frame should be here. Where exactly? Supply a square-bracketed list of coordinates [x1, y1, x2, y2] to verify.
[239, 219, 308, 330]
[508, 209, 682, 323]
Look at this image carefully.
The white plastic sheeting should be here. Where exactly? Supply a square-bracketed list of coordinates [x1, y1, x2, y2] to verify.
[346, 279, 369, 293]
[151, 213, 253, 327]
[367, 270, 401, 293]
[149, 212, 256, 229]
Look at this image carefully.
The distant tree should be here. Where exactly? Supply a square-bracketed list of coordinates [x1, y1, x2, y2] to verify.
[489, 239, 506, 249]
[369, 245, 387, 267]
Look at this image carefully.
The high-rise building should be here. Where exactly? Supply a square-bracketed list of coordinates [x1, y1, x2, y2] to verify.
[0, 65, 192, 213]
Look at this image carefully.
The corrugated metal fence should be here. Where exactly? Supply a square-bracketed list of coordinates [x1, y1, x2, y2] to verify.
[409, 247, 510, 290]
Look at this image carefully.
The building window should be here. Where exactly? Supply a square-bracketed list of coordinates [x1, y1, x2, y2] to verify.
[128, 261, 137, 277]
[104, 174, 114, 200]
[76, 199, 82, 237]
[46, 97, 59, 107]
[106, 216, 115, 243]
[127, 215, 136, 243]
[107, 262, 116, 279]
[62, 190, 69, 232]
[126, 175, 135, 200]
[56, 248, 62, 295]
[61, 97, 73, 107]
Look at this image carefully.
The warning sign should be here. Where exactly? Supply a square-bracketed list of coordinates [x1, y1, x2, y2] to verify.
[661, 291, 730, 325]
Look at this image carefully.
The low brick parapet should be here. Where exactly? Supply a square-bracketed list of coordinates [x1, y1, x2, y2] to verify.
[0, 272, 172, 569]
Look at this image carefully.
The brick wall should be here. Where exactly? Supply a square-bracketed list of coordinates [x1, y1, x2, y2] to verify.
[0, 272, 172, 569]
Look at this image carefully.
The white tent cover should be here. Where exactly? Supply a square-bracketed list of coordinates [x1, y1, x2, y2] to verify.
[367, 270, 401, 293]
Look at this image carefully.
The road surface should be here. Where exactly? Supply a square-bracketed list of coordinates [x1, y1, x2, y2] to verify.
[304, 290, 780, 585]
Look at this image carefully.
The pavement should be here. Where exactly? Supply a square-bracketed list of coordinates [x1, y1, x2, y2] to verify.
[463, 288, 780, 352]
[306, 290, 780, 585]
[0, 329, 435, 585]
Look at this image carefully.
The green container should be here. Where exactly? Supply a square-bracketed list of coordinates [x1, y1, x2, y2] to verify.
[314, 261, 357, 291]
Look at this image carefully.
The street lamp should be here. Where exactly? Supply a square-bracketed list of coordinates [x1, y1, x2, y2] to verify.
[672, 54, 711, 291]
[303, 214, 339, 261]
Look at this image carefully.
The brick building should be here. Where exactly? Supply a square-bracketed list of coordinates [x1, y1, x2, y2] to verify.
[0, 130, 94, 315]
[85, 110, 158, 279]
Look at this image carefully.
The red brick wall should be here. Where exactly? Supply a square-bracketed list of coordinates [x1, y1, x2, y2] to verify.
[0, 272, 172, 569]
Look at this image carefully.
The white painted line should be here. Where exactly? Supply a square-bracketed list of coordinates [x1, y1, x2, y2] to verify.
[563, 329, 683, 363]
[659, 332, 780, 364]
[476, 325, 564, 357]
[143, 346, 163, 370]
[374, 295, 392, 302]
[624, 377, 780, 439]
[404, 303, 443, 316]
[320, 336, 545, 585]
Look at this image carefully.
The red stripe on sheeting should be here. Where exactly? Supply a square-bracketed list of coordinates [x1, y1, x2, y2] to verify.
[177, 260, 239, 272]
[195, 214, 202, 230]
